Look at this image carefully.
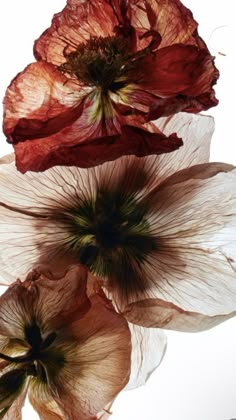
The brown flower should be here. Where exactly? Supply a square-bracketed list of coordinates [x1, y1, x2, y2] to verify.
[3, 0, 218, 173]
[0, 265, 131, 419]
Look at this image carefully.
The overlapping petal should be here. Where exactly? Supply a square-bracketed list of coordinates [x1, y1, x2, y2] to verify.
[3, 0, 218, 172]
[0, 113, 235, 332]
[0, 268, 132, 419]
[0, 113, 212, 281]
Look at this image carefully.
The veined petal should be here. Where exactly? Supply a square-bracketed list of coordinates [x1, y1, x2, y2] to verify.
[0, 113, 215, 282]
[141, 165, 236, 315]
[3, 62, 86, 142]
[49, 293, 131, 419]
[0, 265, 90, 339]
[0, 282, 35, 339]
[34, 1, 121, 65]
[144, 112, 214, 186]
[124, 298, 236, 332]
[13, 120, 182, 173]
[129, 0, 199, 46]
[29, 385, 64, 420]
[31, 264, 90, 332]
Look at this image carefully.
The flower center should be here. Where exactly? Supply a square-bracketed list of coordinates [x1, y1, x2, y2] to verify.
[59, 36, 132, 91]
[63, 188, 158, 293]
[0, 323, 64, 384]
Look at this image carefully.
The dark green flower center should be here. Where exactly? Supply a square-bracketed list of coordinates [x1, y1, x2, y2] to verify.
[63, 188, 158, 295]
[58, 35, 131, 91]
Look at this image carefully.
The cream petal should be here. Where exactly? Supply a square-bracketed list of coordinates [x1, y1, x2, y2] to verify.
[124, 298, 236, 332]
[0, 154, 14, 165]
[50, 293, 131, 419]
[0, 161, 92, 280]
[142, 165, 236, 315]
[152, 112, 214, 183]
[125, 324, 167, 390]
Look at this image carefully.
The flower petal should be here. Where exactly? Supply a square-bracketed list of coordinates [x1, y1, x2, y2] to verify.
[124, 298, 236, 332]
[13, 121, 182, 173]
[131, 45, 218, 103]
[141, 164, 236, 316]
[31, 264, 90, 332]
[3, 61, 89, 143]
[126, 324, 167, 390]
[3, 386, 27, 420]
[0, 265, 90, 338]
[146, 112, 215, 185]
[130, 0, 199, 46]
[50, 293, 131, 419]
[28, 385, 64, 420]
[34, 1, 121, 65]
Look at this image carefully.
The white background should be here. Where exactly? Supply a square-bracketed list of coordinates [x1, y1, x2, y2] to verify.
[0, 1, 235, 419]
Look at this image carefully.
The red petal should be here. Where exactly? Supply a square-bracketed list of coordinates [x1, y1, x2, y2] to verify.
[13, 123, 182, 173]
[3, 62, 87, 143]
[34, 1, 121, 65]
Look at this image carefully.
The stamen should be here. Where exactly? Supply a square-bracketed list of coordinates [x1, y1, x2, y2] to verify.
[58, 36, 131, 90]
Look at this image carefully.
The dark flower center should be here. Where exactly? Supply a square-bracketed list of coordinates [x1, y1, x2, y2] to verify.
[0, 323, 64, 385]
[63, 188, 158, 295]
[59, 35, 132, 91]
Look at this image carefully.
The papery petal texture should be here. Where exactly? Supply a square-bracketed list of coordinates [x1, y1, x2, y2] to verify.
[0, 113, 235, 331]
[0, 268, 131, 419]
[3, 0, 218, 172]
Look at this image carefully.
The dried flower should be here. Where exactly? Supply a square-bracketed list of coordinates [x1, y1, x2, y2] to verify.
[0, 266, 131, 419]
[0, 113, 235, 332]
[3, 0, 218, 172]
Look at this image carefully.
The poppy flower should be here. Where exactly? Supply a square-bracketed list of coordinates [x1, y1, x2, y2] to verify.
[0, 265, 132, 419]
[0, 113, 235, 333]
[3, 0, 218, 173]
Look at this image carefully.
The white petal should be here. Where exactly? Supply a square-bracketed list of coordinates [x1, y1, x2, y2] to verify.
[124, 298, 236, 332]
[125, 323, 167, 390]
[143, 166, 236, 315]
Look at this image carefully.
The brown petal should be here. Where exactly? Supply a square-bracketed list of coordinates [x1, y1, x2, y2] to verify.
[29, 385, 64, 420]
[51, 293, 131, 419]
[124, 298, 236, 332]
[33, 264, 91, 331]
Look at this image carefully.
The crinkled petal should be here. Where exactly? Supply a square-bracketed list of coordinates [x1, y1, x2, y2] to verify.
[50, 293, 131, 419]
[3, 62, 86, 143]
[129, 0, 200, 47]
[124, 298, 236, 332]
[34, 1, 122, 65]
[126, 323, 167, 390]
[13, 120, 182, 173]
[131, 44, 218, 99]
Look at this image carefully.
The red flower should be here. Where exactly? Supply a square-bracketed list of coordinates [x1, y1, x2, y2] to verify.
[3, 0, 218, 173]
